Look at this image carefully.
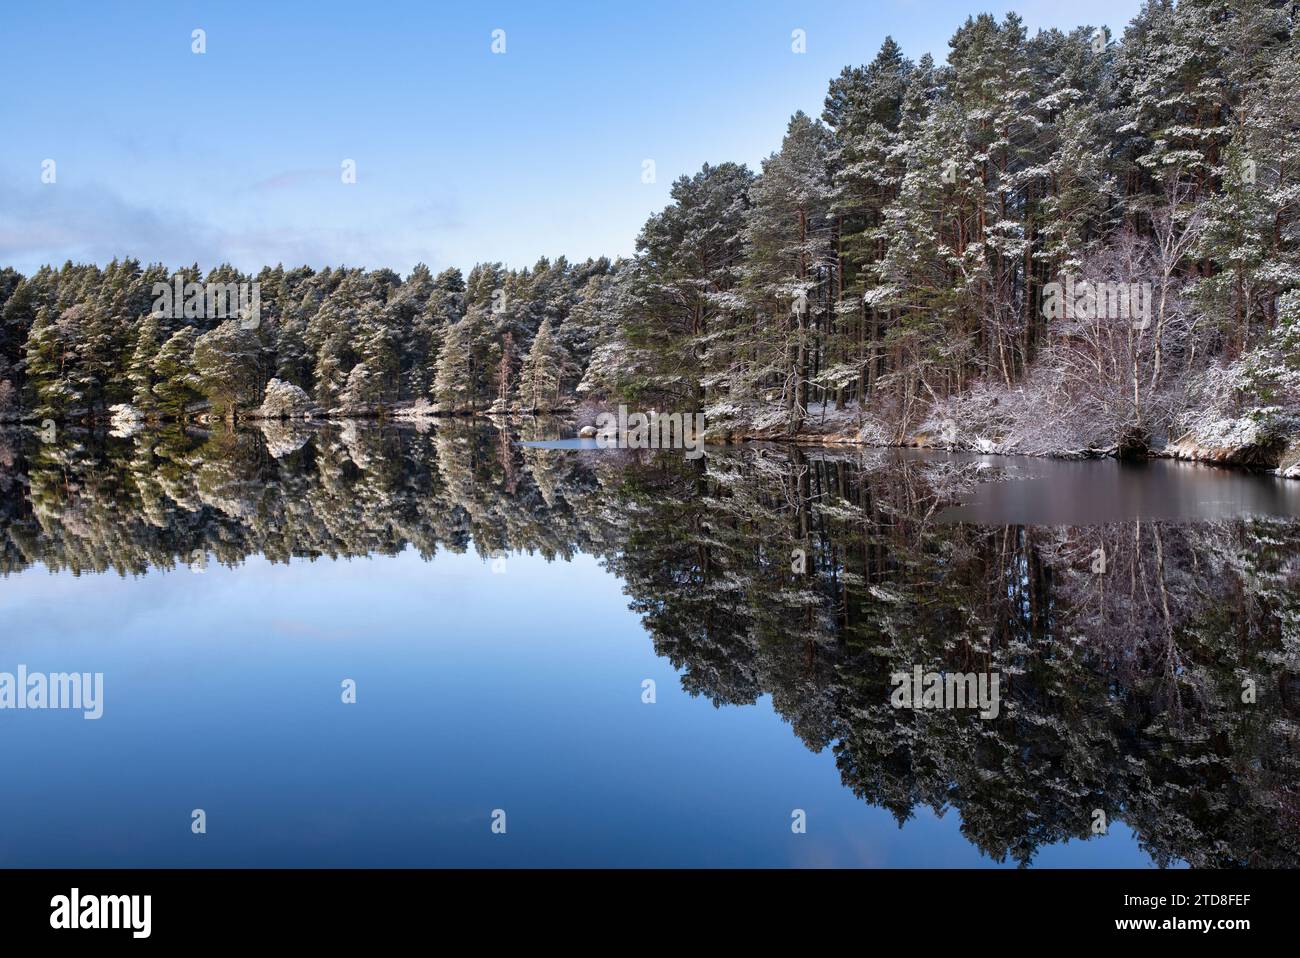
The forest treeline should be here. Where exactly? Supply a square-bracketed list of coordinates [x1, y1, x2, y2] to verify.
[1, 0, 1298, 459]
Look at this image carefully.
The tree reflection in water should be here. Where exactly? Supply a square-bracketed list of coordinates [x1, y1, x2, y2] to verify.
[1, 420, 1297, 867]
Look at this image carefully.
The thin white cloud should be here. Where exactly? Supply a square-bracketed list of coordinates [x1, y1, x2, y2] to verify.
[0, 179, 458, 275]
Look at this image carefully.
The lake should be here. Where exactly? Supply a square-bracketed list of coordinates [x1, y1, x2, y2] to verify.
[1, 421, 1297, 867]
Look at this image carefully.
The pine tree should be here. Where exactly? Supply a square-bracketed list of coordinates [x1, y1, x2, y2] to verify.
[824, 38, 913, 407]
[433, 312, 485, 413]
[152, 327, 200, 419]
[385, 263, 434, 401]
[127, 313, 162, 415]
[307, 292, 356, 409]
[193, 320, 264, 420]
[22, 306, 78, 419]
[1193, 19, 1300, 350]
[420, 267, 466, 399]
[620, 162, 754, 412]
[743, 111, 837, 429]
[517, 318, 572, 411]
[872, 56, 978, 430]
[339, 314, 400, 410]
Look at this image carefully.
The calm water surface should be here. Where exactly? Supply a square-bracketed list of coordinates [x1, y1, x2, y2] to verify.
[1, 422, 1297, 867]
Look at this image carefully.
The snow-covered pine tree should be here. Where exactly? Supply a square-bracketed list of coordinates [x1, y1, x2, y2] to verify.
[433, 310, 486, 413]
[151, 326, 200, 419]
[620, 162, 753, 413]
[743, 111, 836, 431]
[193, 320, 263, 420]
[517, 317, 572, 412]
[127, 312, 162, 416]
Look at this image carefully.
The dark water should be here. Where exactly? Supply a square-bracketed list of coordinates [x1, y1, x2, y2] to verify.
[931, 452, 1300, 524]
[1, 422, 1297, 867]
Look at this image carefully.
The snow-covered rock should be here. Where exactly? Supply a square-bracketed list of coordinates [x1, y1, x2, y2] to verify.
[255, 379, 314, 420]
[1277, 440, 1300, 479]
[1164, 413, 1291, 468]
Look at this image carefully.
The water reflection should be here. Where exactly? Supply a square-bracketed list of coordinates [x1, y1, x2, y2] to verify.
[932, 453, 1300, 525]
[1, 421, 1297, 867]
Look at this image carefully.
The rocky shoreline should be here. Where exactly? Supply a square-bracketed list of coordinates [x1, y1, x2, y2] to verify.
[731, 419, 1300, 480]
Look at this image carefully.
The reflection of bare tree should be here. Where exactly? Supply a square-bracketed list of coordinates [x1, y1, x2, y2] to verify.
[1, 424, 1297, 866]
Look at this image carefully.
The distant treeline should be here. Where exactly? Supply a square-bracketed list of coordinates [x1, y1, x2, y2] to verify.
[0, 257, 615, 421]
[2, 0, 1298, 454]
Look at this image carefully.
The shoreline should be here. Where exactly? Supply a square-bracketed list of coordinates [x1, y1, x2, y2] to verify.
[6, 408, 1297, 480]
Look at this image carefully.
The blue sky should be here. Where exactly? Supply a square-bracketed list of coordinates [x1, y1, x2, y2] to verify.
[0, 0, 1144, 277]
